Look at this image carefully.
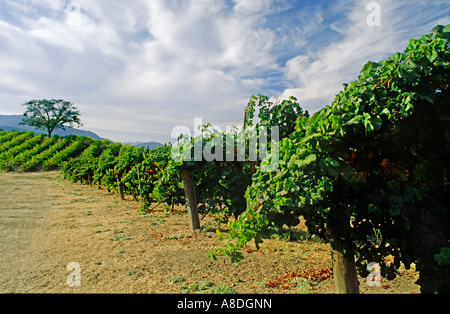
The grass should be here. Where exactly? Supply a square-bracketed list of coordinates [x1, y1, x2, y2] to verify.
[113, 233, 131, 241]
[290, 278, 312, 294]
[70, 196, 96, 203]
[147, 216, 167, 225]
[170, 276, 186, 284]
[207, 285, 235, 294]
[126, 269, 137, 276]
[171, 277, 235, 294]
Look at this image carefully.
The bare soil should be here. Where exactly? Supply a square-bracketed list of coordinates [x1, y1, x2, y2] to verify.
[0, 171, 420, 294]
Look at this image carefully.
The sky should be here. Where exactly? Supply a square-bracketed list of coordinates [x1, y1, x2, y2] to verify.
[0, 0, 449, 144]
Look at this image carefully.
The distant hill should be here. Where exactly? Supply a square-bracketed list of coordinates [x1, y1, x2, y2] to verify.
[0, 114, 163, 149]
[124, 141, 163, 150]
[0, 114, 105, 140]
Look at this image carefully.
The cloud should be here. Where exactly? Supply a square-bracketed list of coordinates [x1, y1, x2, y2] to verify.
[80, 0, 291, 140]
[278, 0, 450, 113]
[0, 0, 305, 142]
[0, 0, 449, 143]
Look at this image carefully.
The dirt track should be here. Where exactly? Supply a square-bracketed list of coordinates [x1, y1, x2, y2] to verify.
[0, 171, 420, 294]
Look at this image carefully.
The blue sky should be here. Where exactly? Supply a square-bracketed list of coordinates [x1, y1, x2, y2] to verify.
[0, 0, 449, 143]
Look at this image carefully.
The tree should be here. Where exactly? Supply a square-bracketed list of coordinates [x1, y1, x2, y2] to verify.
[21, 99, 83, 137]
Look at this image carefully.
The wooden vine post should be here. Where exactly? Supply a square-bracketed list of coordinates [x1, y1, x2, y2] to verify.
[117, 177, 125, 200]
[181, 169, 200, 230]
[331, 243, 360, 294]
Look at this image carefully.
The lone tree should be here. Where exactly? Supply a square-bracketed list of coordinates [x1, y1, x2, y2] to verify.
[21, 99, 83, 137]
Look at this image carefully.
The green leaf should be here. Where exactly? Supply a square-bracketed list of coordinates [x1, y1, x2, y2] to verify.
[325, 157, 339, 167]
[293, 154, 317, 169]
[317, 138, 335, 153]
[389, 52, 403, 63]
[381, 108, 391, 119]
[361, 61, 372, 73]
[418, 94, 435, 104]
[364, 119, 374, 132]
[345, 115, 363, 125]
[435, 247, 450, 266]
[326, 166, 339, 177]
[361, 61, 381, 74]
[370, 115, 383, 131]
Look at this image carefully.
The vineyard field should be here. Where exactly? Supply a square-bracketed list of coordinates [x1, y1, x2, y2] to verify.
[0, 130, 175, 213]
[0, 131, 92, 172]
[1, 25, 448, 294]
[0, 130, 421, 293]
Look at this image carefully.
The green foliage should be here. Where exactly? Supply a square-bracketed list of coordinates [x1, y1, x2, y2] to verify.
[59, 139, 177, 212]
[245, 94, 309, 138]
[0, 131, 99, 172]
[15, 136, 58, 169]
[0, 131, 34, 155]
[91, 142, 122, 188]
[173, 95, 308, 218]
[0, 132, 44, 171]
[431, 245, 450, 293]
[22, 136, 72, 171]
[61, 139, 110, 184]
[123, 144, 173, 211]
[435, 247, 450, 266]
[21, 99, 83, 137]
[213, 25, 450, 293]
[43, 136, 91, 170]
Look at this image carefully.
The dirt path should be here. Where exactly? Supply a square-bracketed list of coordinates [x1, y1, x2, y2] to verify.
[0, 171, 62, 292]
[0, 171, 420, 294]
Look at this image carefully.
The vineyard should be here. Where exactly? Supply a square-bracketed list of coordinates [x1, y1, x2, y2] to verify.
[1, 25, 449, 294]
[0, 129, 179, 211]
[0, 131, 88, 172]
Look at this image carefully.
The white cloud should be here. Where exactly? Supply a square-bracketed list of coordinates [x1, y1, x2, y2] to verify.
[279, 0, 450, 113]
[0, 0, 292, 141]
[84, 0, 285, 141]
[233, 0, 272, 15]
[0, 0, 449, 143]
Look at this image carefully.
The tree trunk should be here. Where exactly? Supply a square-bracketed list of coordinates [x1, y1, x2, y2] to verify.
[331, 243, 360, 294]
[181, 169, 200, 230]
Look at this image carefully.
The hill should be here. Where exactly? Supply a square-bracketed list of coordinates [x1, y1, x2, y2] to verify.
[124, 141, 162, 150]
[0, 114, 105, 141]
[0, 115, 163, 148]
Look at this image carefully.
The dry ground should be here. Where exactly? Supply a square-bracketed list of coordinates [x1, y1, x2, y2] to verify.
[0, 171, 420, 294]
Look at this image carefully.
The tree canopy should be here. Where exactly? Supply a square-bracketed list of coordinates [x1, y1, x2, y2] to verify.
[21, 99, 82, 137]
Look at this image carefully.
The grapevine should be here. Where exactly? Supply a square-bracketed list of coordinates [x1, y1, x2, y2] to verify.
[213, 25, 450, 294]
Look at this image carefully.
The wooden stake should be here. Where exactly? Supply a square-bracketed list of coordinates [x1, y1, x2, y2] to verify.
[181, 169, 200, 230]
[117, 177, 124, 200]
[331, 243, 360, 294]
